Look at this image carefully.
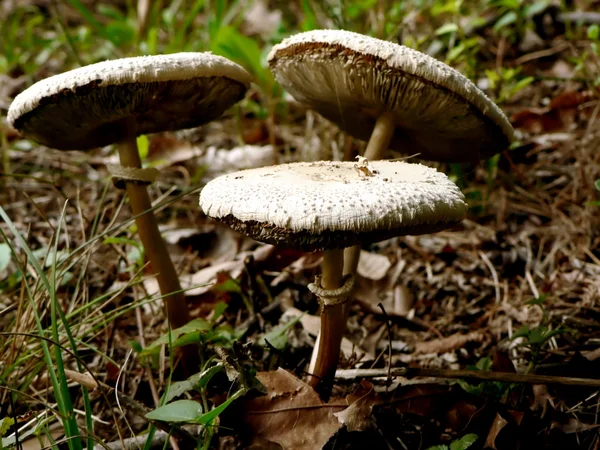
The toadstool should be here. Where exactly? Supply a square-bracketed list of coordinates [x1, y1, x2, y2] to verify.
[199, 159, 468, 398]
[267, 29, 514, 164]
[8, 53, 251, 354]
[268, 29, 514, 280]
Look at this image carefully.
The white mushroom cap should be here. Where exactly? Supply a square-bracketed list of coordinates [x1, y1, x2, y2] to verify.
[199, 160, 467, 251]
[8, 52, 251, 150]
[268, 30, 514, 163]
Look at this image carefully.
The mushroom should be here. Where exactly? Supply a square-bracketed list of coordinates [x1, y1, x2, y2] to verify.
[267, 29, 514, 163]
[199, 159, 467, 398]
[8, 53, 251, 345]
[268, 29, 514, 280]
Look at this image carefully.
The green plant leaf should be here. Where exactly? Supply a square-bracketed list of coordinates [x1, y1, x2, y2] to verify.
[0, 416, 15, 438]
[524, 1, 548, 18]
[165, 363, 223, 402]
[300, 0, 318, 31]
[141, 318, 211, 356]
[210, 26, 263, 79]
[145, 399, 203, 422]
[493, 11, 517, 32]
[436, 23, 459, 35]
[426, 445, 449, 450]
[211, 301, 228, 324]
[512, 325, 531, 340]
[196, 389, 244, 425]
[595, 179, 600, 192]
[450, 433, 478, 450]
[257, 314, 303, 350]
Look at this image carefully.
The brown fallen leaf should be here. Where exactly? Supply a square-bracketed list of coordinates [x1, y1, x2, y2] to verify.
[414, 332, 484, 355]
[240, 368, 346, 450]
[357, 251, 392, 281]
[391, 384, 450, 416]
[531, 384, 555, 418]
[550, 417, 600, 434]
[143, 245, 275, 298]
[484, 413, 508, 450]
[64, 369, 98, 390]
[281, 307, 373, 362]
[511, 90, 593, 134]
[334, 380, 379, 432]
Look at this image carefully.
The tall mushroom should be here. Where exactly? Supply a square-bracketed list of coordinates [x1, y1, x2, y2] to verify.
[199, 159, 467, 398]
[8, 53, 251, 362]
[267, 29, 514, 284]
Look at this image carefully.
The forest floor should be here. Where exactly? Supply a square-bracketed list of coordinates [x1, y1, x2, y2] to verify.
[1, 1, 600, 449]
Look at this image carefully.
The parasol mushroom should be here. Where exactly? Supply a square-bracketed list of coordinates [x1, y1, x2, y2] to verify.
[8, 53, 251, 368]
[199, 159, 467, 398]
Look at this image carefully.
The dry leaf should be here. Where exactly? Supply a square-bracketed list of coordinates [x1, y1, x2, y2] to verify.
[64, 369, 98, 390]
[511, 91, 593, 134]
[551, 418, 600, 434]
[201, 145, 275, 179]
[484, 413, 508, 450]
[334, 381, 379, 432]
[357, 251, 392, 281]
[144, 245, 274, 298]
[281, 307, 372, 361]
[241, 369, 345, 450]
[144, 260, 242, 297]
[414, 332, 484, 355]
[243, 0, 282, 36]
[531, 384, 555, 417]
[19, 424, 63, 450]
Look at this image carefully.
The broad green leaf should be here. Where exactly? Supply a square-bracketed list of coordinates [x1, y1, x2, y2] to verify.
[493, 11, 517, 32]
[216, 279, 242, 294]
[165, 363, 223, 402]
[0, 416, 15, 437]
[145, 399, 203, 422]
[141, 318, 211, 356]
[450, 434, 478, 450]
[300, 0, 318, 31]
[211, 302, 228, 324]
[210, 26, 266, 85]
[436, 23, 459, 35]
[524, 1, 548, 18]
[257, 314, 303, 350]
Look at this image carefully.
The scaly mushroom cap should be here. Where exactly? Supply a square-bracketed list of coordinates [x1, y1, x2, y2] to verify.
[268, 29, 514, 163]
[8, 52, 251, 150]
[199, 160, 468, 251]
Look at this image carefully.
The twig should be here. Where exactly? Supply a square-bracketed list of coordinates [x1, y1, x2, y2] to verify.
[377, 302, 393, 389]
[93, 427, 199, 450]
[513, 43, 570, 66]
[335, 367, 600, 387]
[557, 11, 600, 25]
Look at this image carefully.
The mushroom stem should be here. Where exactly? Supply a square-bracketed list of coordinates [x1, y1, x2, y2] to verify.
[343, 111, 397, 283]
[309, 248, 345, 399]
[363, 111, 396, 160]
[116, 131, 197, 372]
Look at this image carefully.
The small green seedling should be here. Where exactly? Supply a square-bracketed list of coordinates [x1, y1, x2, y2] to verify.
[426, 433, 478, 450]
